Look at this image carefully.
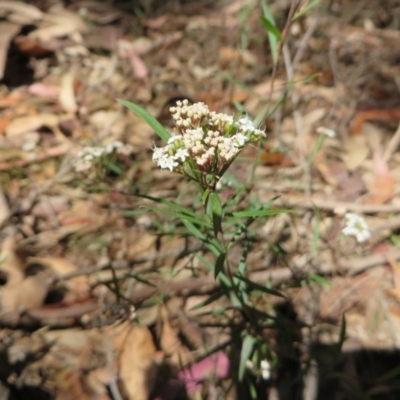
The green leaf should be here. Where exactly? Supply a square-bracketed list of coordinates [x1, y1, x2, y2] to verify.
[292, 0, 321, 21]
[120, 209, 148, 217]
[261, 0, 279, 64]
[214, 252, 226, 279]
[307, 274, 331, 286]
[234, 274, 286, 298]
[189, 291, 225, 310]
[195, 254, 231, 287]
[239, 335, 256, 381]
[145, 205, 211, 228]
[106, 160, 123, 175]
[208, 192, 223, 236]
[260, 16, 282, 42]
[232, 208, 289, 218]
[182, 219, 207, 241]
[117, 99, 171, 142]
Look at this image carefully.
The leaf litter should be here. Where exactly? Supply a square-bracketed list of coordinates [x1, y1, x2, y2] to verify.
[1, 0, 400, 399]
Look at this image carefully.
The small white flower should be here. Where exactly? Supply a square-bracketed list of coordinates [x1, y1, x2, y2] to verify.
[152, 146, 166, 161]
[342, 213, 371, 243]
[173, 147, 189, 162]
[260, 359, 271, 381]
[90, 147, 105, 157]
[105, 141, 124, 154]
[232, 133, 249, 147]
[158, 155, 179, 171]
[236, 117, 256, 132]
[78, 146, 105, 159]
[317, 126, 336, 138]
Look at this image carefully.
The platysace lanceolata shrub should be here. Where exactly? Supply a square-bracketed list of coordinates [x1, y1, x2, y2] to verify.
[152, 100, 266, 191]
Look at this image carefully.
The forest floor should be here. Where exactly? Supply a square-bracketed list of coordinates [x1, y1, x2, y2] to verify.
[1, 0, 400, 399]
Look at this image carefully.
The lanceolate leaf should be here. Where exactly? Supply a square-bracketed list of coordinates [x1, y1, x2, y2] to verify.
[239, 335, 256, 381]
[260, 16, 283, 42]
[207, 192, 223, 236]
[234, 274, 286, 298]
[117, 99, 171, 142]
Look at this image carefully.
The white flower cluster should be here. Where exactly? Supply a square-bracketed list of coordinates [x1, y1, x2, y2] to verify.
[342, 213, 371, 243]
[152, 100, 265, 175]
[245, 358, 271, 381]
[260, 359, 271, 380]
[74, 141, 133, 172]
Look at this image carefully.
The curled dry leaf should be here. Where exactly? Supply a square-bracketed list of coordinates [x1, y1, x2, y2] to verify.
[0, 22, 21, 80]
[0, 236, 25, 286]
[366, 152, 395, 205]
[0, 269, 54, 317]
[0, 1, 43, 22]
[110, 321, 158, 400]
[27, 256, 90, 302]
[342, 135, 370, 171]
[29, 7, 86, 42]
[0, 184, 10, 226]
[5, 113, 59, 136]
[59, 71, 78, 113]
[159, 304, 192, 367]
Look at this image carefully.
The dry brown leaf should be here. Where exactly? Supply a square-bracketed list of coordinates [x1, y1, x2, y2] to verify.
[129, 52, 148, 81]
[54, 368, 93, 400]
[0, 22, 21, 79]
[0, 270, 53, 316]
[349, 106, 400, 135]
[301, 108, 326, 134]
[365, 152, 395, 204]
[385, 257, 400, 304]
[59, 71, 77, 113]
[0, 236, 24, 285]
[0, 184, 10, 225]
[0, 1, 43, 21]
[29, 7, 86, 42]
[14, 35, 53, 57]
[159, 304, 191, 367]
[29, 82, 60, 98]
[27, 256, 90, 302]
[111, 322, 158, 400]
[342, 135, 370, 171]
[31, 195, 69, 218]
[5, 113, 59, 136]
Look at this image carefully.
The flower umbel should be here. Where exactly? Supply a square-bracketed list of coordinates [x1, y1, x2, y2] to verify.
[342, 213, 371, 243]
[74, 141, 133, 172]
[152, 100, 266, 189]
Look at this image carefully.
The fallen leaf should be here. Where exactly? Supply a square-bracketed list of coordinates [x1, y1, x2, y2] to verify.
[342, 135, 370, 171]
[0, 270, 53, 317]
[0, 235, 24, 286]
[111, 322, 158, 400]
[59, 71, 77, 113]
[5, 113, 59, 136]
[0, 184, 10, 225]
[350, 106, 400, 135]
[0, 22, 21, 79]
[129, 52, 149, 81]
[27, 256, 90, 302]
[365, 151, 395, 204]
[159, 304, 191, 366]
[0, 1, 43, 22]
